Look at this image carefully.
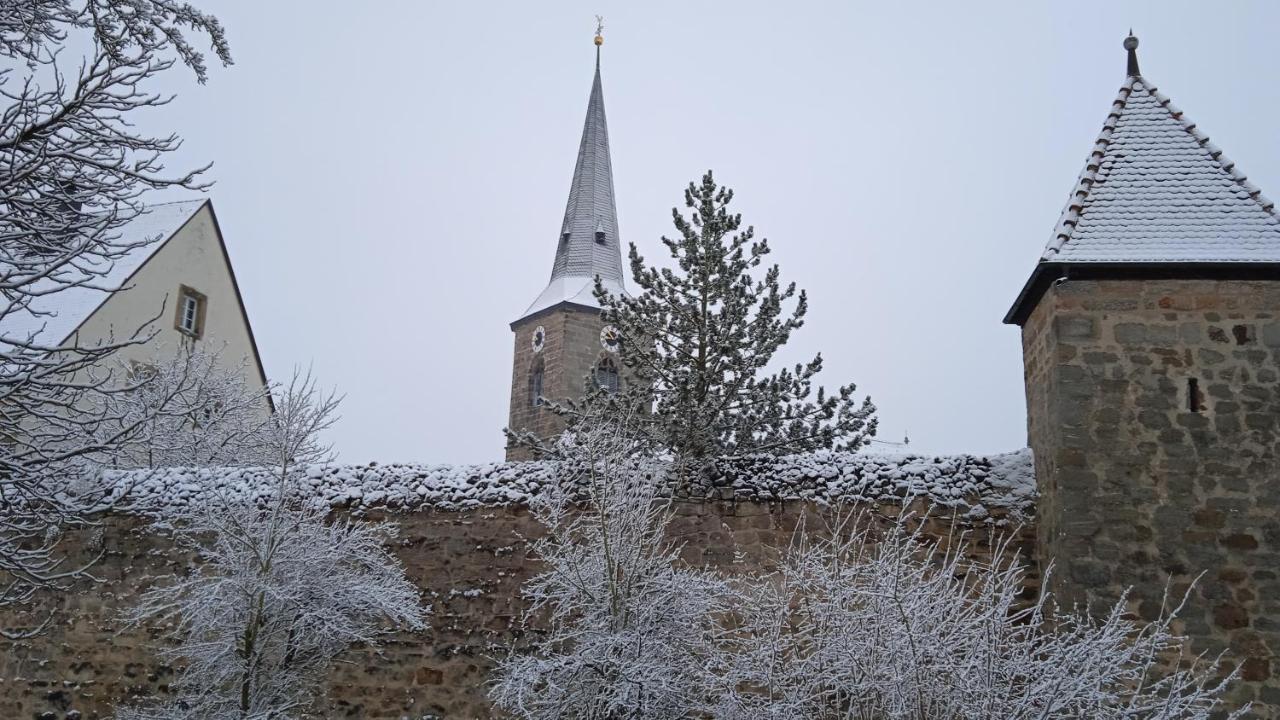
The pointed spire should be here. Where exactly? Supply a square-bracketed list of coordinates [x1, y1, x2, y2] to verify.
[518, 24, 627, 320]
[1124, 31, 1140, 77]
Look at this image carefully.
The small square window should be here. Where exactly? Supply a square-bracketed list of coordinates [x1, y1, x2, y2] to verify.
[174, 285, 207, 339]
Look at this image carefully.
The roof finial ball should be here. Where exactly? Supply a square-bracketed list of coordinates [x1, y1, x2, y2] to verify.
[594, 15, 604, 46]
[1124, 31, 1141, 77]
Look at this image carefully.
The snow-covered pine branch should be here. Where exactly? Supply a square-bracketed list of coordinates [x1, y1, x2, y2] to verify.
[592, 171, 877, 473]
[0, 0, 229, 630]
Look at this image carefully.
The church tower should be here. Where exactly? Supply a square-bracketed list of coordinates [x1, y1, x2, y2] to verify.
[506, 30, 627, 460]
[1006, 35, 1280, 706]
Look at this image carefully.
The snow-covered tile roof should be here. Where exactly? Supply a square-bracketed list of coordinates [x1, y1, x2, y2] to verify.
[0, 200, 207, 347]
[1043, 74, 1280, 263]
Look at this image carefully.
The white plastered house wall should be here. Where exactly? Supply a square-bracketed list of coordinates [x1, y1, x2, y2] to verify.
[0, 198, 272, 417]
[66, 200, 268, 398]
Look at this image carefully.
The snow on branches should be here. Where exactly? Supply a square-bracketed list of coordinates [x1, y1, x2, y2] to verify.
[710, 516, 1245, 719]
[106, 344, 275, 469]
[118, 368, 427, 720]
[0, 0, 230, 625]
[490, 411, 726, 719]
[594, 171, 877, 465]
[492, 427, 1244, 720]
[118, 501, 428, 720]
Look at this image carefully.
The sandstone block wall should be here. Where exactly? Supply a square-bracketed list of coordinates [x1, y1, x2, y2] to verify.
[0, 500, 1033, 720]
[1022, 278, 1280, 711]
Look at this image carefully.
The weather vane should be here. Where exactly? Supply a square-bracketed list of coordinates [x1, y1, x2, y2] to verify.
[594, 15, 604, 46]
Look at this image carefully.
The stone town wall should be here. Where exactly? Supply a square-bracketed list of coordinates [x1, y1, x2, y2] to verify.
[0, 452, 1034, 720]
[1022, 278, 1280, 711]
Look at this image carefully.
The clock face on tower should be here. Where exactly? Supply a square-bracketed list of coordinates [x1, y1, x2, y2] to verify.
[531, 326, 546, 353]
[600, 325, 621, 353]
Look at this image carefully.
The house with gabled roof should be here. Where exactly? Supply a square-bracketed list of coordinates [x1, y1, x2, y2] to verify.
[0, 198, 268, 395]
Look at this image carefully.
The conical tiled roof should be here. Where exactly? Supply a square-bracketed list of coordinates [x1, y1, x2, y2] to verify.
[1043, 38, 1280, 263]
[1006, 34, 1280, 324]
[519, 47, 626, 320]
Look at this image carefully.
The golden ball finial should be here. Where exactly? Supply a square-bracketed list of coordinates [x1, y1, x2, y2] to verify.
[594, 34, 604, 46]
[594, 15, 604, 46]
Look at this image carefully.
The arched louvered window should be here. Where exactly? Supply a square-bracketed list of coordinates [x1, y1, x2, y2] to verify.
[595, 356, 619, 394]
[529, 359, 545, 407]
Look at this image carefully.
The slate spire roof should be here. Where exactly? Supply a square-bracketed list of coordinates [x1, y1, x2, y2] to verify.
[519, 42, 627, 320]
[1006, 34, 1280, 323]
[1045, 34, 1280, 263]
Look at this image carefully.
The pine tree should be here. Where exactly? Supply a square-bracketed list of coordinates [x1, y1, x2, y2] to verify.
[596, 171, 876, 466]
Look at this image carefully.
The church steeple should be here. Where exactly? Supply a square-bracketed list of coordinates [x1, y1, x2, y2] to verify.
[519, 26, 626, 319]
[506, 24, 631, 460]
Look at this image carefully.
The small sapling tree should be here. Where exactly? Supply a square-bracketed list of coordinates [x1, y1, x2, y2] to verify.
[490, 404, 726, 719]
[119, 371, 428, 720]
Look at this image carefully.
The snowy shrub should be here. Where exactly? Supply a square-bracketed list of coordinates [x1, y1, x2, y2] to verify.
[489, 413, 727, 719]
[494, 428, 1243, 719]
[117, 499, 428, 720]
[118, 371, 428, 720]
[710, 515, 1245, 719]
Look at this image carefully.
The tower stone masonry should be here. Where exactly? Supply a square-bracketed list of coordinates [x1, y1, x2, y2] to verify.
[506, 37, 628, 460]
[1006, 34, 1280, 709]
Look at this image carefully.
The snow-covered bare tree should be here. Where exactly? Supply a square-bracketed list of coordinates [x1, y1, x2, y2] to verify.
[594, 171, 877, 469]
[108, 343, 274, 469]
[120, 505, 428, 720]
[0, 0, 229, 628]
[259, 366, 342, 480]
[494, 443, 1244, 720]
[709, 514, 1246, 720]
[119, 374, 426, 720]
[490, 406, 727, 719]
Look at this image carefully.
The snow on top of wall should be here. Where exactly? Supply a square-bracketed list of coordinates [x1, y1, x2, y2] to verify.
[107, 448, 1034, 523]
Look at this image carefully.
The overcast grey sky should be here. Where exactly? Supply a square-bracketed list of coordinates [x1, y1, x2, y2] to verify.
[138, 1, 1280, 463]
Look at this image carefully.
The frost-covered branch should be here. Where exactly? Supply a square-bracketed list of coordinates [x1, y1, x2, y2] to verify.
[588, 171, 877, 473]
[119, 502, 428, 720]
[491, 406, 727, 719]
[0, 0, 229, 626]
[709, 514, 1246, 719]
[496, 438, 1244, 719]
[119, 375, 428, 720]
[105, 343, 274, 469]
